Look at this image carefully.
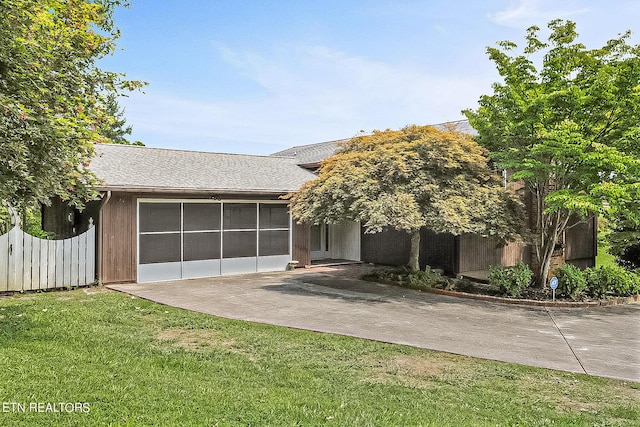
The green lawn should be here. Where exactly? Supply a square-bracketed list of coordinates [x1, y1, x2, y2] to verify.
[597, 243, 618, 268]
[0, 288, 638, 426]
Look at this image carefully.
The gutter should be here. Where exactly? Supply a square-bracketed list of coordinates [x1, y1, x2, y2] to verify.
[95, 186, 298, 197]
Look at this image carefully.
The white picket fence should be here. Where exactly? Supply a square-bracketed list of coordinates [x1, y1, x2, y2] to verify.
[0, 217, 96, 292]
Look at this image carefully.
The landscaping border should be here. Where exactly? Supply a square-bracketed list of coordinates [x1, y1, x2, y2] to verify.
[422, 287, 640, 307]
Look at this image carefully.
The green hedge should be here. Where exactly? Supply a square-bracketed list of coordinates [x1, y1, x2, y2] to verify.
[557, 264, 640, 299]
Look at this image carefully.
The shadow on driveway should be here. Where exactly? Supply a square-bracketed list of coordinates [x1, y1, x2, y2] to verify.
[107, 266, 640, 383]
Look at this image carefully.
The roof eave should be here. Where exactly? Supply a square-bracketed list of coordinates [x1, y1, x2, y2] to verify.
[96, 186, 296, 197]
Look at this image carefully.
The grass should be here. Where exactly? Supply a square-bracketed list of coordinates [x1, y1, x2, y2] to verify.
[0, 288, 638, 426]
[597, 243, 618, 268]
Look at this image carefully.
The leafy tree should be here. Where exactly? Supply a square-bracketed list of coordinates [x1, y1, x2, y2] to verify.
[99, 93, 143, 145]
[0, 0, 144, 212]
[464, 20, 640, 286]
[289, 125, 525, 271]
[607, 206, 640, 270]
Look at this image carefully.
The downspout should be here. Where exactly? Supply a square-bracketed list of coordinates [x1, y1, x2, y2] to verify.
[97, 191, 112, 284]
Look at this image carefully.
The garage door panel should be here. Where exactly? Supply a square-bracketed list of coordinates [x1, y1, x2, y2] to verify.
[221, 257, 258, 275]
[138, 201, 291, 283]
[183, 259, 221, 279]
[184, 204, 221, 231]
[139, 203, 181, 233]
[184, 232, 221, 261]
[258, 255, 290, 272]
[223, 231, 257, 258]
[139, 233, 181, 264]
[138, 262, 181, 282]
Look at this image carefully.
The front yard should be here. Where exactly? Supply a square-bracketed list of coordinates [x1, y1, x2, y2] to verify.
[0, 287, 638, 426]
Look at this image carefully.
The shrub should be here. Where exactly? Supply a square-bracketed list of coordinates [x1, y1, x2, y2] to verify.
[488, 262, 533, 298]
[555, 264, 587, 299]
[363, 266, 450, 291]
[585, 265, 638, 298]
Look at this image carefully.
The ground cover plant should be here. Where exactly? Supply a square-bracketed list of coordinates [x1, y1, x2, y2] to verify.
[0, 288, 638, 426]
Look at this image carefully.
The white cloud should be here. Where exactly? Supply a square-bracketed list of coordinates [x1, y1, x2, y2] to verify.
[488, 0, 589, 28]
[121, 44, 491, 154]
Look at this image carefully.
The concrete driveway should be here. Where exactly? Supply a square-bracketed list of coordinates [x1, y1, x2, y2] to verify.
[107, 265, 640, 383]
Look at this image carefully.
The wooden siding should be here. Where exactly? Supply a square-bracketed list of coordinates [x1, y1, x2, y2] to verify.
[361, 228, 457, 273]
[98, 192, 137, 284]
[502, 241, 530, 266]
[361, 227, 411, 267]
[458, 234, 528, 273]
[292, 222, 310, 266]
[421, 229, 456, 273]
[565, 214, 596, 268]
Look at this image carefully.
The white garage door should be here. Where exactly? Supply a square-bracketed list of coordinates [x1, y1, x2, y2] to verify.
[137, 200, 291, 282]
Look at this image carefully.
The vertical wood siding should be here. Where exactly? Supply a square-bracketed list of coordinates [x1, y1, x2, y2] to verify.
[361, 228, 457, 273]
[292, 222, 310, 266]
[565, 214, 596, 268]
[99, 192, 137, 283]
[458, 234, 528, 273]
[361, 227, 411, 267]
[421, 229, 456, 273]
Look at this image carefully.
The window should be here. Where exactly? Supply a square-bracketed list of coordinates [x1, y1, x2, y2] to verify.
[258, 204, 289, 256]
[139, 233, 181, 264]
[259, 205, 289, 229]
[139, 203, 180, 233]
[223, 203, 256, 230]
[184, 232, 221, 261]
[139, 203, 181, 265]
[184, 203, 220, 231]
[259, 230, 289, 256]
[222, 204, 257, 258]
[223, 231, 257, 258]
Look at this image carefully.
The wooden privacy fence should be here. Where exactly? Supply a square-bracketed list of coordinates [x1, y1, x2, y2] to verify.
[0, 217, 95, 292]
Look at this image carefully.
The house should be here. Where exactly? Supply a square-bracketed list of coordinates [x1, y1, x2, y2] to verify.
[42, 121, 596, 284]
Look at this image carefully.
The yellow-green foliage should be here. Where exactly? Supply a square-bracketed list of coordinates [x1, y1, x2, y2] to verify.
[0, 0, 144, 209]
[290, 125, 525, 240]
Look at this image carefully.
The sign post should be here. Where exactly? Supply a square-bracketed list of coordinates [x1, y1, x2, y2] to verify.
[549, 276, 559, 302]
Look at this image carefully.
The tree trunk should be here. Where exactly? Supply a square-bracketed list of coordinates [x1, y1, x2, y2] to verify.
[533, 211, 571, 287]
[408, 229, 420, 271]
[535, 240, 556, 287]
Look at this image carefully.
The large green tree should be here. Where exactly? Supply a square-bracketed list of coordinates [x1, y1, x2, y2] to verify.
[464, 20, 640, 286]
[0, 0, 144, 210]
[99, 93, 143, 145]
[289, 125, 525, 271]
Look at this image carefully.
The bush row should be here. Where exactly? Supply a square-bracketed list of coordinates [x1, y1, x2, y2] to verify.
[555, 264, 640, 300]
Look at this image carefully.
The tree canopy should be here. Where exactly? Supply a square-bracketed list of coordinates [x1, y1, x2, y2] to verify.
[464, 20, 640, 285]
[0, 0, 144, 210]
[289, 125, 525, 270]
[98, 93, 143, 145]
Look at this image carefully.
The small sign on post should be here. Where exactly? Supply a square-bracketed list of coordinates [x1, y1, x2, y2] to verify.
[550, 276, 559, 302]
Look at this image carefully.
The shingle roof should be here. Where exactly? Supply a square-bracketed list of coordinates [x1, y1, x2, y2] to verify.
[432, 119, 478, 136]
[90, 144, 318, 194]
[271, 120, 477, 166]
[270, 139, 348, 167]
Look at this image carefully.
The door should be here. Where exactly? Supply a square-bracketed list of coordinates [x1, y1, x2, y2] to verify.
[137, 200, 292, 282]
[310, 224, 329, 260]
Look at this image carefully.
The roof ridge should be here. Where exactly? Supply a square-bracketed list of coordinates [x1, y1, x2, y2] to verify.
[93, 143, 295, 160]
[275, 138, 349, 153]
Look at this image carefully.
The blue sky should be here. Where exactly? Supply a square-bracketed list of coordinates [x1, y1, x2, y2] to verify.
[100, 0, 640, 154]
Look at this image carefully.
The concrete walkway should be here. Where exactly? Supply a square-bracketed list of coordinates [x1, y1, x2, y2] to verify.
[107, 265, 640, 383]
